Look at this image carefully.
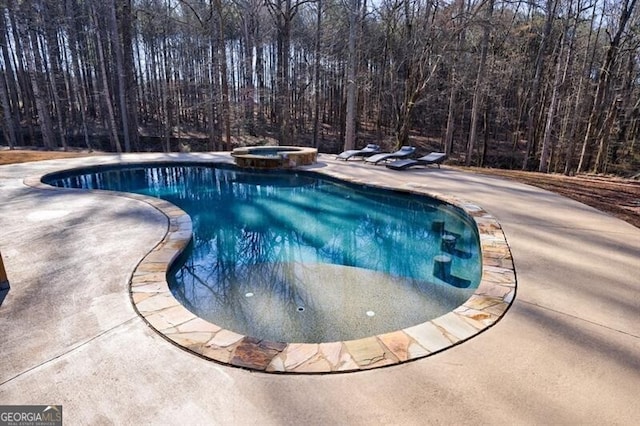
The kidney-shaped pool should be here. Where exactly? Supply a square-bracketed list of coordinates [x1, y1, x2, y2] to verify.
[42, 161, 514, 372]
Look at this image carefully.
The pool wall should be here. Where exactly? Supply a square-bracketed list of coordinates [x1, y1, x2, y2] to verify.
[27, 154, 516, 374]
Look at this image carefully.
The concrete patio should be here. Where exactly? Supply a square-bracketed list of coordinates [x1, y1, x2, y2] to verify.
[1, 153, 638, 424]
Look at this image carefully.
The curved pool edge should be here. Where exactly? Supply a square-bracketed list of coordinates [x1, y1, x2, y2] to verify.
[23, 155, 516, 374]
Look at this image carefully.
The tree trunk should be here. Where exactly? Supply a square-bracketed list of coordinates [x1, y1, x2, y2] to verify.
[523, 0, 558, 170]
[344, 0, 360, 151]
[564, 0, 597, 175]
[279, 2, 293, 145]
[480, 102, 491, 167]
[108, 0, 131, 152]
[161, 37, 172, 153]
[213, 0, 232, 150]
[116, 0, 139, 152]
[466, 0, 493, 166]
[8, 3, 36, 144]
[255, 18, 266, 136]
[0, 10, 22, 146]
[578, 0, 638, 173]
[267, 0, 300, 146]
[592, 97, 619, 173]
[241, 3, 257, 137]
[120, 0, 139, 151]
[0, 65, 17, 148]
[93, 4, 122, 153]
[208, 40, 221, 150]
[43, 1, 68, 150]
[444, 0, 467, 157]
[65, 0, 92, 150]
[539, 23, 568, 173]
[25, 30, 56, 149]
[312, 0, 322, 148]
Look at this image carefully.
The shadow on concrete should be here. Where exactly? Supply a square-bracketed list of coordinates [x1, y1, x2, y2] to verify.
[516, 300, 640, 372]
[0, 286, 8, 307]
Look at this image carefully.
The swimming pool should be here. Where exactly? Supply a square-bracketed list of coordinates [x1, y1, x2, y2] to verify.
[45, 163, 481, 343]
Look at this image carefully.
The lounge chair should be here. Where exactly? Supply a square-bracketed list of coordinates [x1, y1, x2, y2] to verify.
[336, 144, 381, 161]
[385, 152, 447, 170]
[364, 146, 416, 165]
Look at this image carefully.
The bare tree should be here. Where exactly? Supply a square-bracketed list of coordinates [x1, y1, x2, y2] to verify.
[92, 2, 123, 153]
[522, 0, 559, 170]
[467, 0, 494, 166]
[266, 0, 313, 145]
[578, 0, 638, 173]
[343, 0, 361, 151]
[0, 62, 17, 148]
[109, 0, 132, 152]
[23, 15, 56, 149]
[312, 0, 323, 148]
[1, 0, 639, 176]
[212, 0, 232, 150]
[0, 8, 18, 148]
[444, 0, 469, 157]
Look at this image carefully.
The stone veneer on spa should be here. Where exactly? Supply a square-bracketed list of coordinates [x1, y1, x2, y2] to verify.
[26, 154, 516, 374]
[231, 146, 318, 169]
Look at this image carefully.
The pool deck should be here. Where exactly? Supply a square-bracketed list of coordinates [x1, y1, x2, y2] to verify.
[1, 153, 638, 424]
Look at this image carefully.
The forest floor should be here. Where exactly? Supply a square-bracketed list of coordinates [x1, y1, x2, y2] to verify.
[2, 148, 639, 229]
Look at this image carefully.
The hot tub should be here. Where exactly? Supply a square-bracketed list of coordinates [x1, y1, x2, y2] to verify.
[231, 146, 317, 169]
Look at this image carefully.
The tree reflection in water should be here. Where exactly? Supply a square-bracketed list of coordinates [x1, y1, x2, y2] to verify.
[49, 164, 482, 343]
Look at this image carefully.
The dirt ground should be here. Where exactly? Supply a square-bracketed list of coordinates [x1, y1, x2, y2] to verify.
[2, 149, 639, 229]
[0, 149, 104, 165]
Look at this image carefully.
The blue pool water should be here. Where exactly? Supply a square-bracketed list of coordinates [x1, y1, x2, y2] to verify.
[46, 164, 482, 343]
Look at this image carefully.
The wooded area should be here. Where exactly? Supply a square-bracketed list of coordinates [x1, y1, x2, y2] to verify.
[0, 0, 639, 175]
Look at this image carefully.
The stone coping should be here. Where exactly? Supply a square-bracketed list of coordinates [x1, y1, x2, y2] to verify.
[24, 154, 516, 374]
